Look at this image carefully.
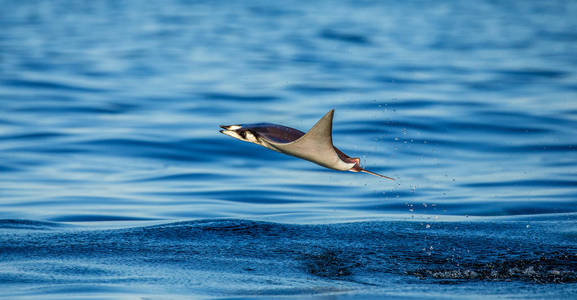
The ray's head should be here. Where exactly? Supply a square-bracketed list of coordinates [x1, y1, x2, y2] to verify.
[219, 125, 259, 144]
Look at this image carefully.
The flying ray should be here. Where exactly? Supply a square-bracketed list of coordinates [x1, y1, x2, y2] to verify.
[220, 109, 394, 180]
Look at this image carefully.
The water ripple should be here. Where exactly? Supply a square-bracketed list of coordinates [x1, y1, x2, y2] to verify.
[200, 92, 281, 102]
[2, 79, 109, 94]
[319, 29, 371, 45]
[461, 179, 577, 188]
[0, 219, 66, 230]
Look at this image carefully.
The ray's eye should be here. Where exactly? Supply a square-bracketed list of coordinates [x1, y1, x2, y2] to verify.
[239, 131, 247, 139]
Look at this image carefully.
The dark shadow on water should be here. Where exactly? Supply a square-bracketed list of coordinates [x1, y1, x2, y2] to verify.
[303, 249, 360, 278]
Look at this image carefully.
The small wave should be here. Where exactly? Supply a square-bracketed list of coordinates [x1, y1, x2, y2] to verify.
[319, 29, 371, 45]
[49, 215, 159, 222]
[200, 92, 281, 103]
[70, 137, 288, 163]
[286, 84, 349, 94]
[148, 189, 308, 204]
[2, 79, 108, 94]
[0, 164, 22, 172]
[0, 219, 66, 230]
[348, 99, 482, 110]
[462, 179, 577, 188]
[131, 172, 234, 182]
[126, 219, 301, 240]
[377, 119, 552, 135]
[71, 138, 203, 162]
[372, 75, 435, 85]
[13, 103, 135, 114]
[0, 132, 67, 141]
[495, 68, 568, 80]
[509, 143, 577, 153]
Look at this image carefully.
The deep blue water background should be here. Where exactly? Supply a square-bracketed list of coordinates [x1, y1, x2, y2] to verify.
[1, 0, 577, 298]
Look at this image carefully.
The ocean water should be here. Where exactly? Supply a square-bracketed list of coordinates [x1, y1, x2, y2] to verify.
[1, 0, 577, 299]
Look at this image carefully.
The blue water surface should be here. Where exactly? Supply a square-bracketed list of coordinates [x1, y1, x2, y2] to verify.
[1, 0, 577, 299]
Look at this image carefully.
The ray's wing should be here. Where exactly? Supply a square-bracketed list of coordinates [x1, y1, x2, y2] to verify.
[244, 123, 304, 143]
[264, 110, 356, 171]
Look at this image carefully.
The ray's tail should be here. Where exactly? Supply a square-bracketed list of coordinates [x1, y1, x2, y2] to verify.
[360, 169, 395, 180]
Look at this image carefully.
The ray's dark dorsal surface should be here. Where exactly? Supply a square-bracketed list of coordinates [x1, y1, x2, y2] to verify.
[220, 109, 394, 180]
